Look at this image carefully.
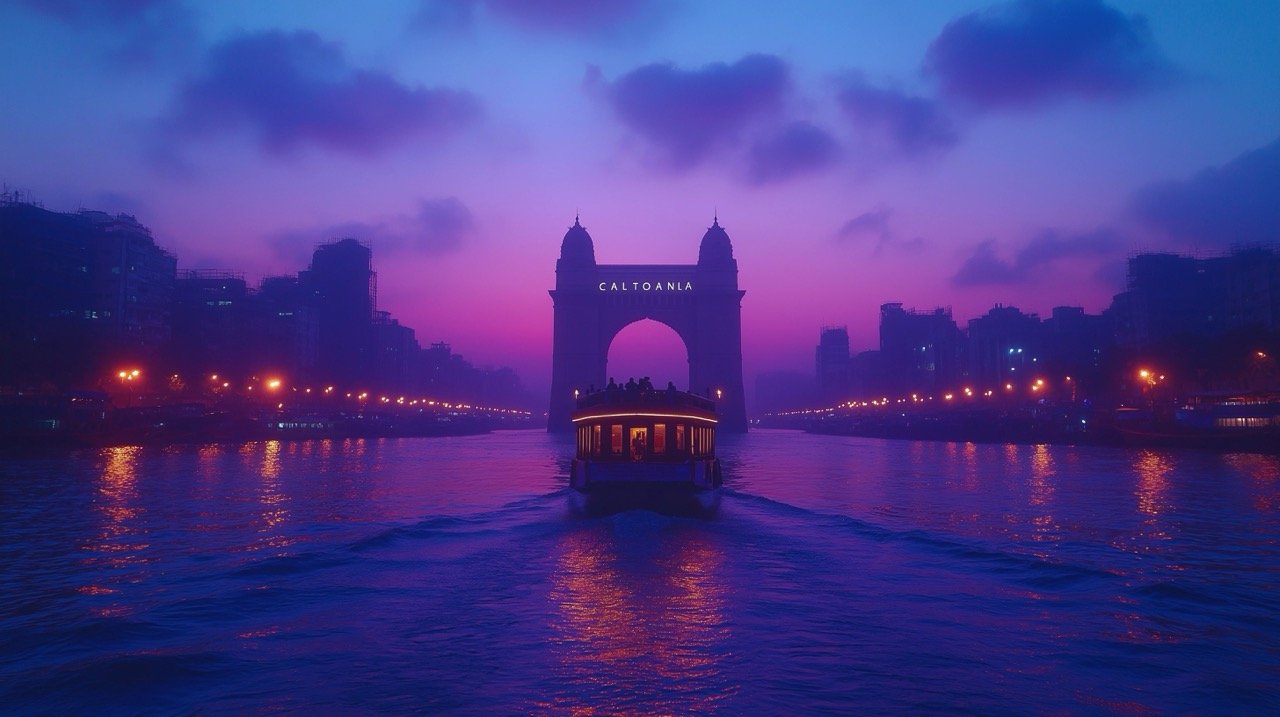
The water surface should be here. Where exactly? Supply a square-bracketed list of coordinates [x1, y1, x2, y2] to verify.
[1, 430, 1277, 714]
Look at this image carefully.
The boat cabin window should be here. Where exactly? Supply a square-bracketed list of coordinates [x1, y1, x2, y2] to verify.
[653, 424, 666, 453]
[629, 427, 647, 461]
[675, 424, 685, 452]
[610, 424, 623, 455]
[592, 424, 602, 455]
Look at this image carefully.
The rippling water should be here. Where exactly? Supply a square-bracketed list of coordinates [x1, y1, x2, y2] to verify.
[1, 430, 1277, 714]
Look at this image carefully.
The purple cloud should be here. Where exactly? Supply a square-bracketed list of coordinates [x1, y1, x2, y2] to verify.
[164, 31, 480, 156]
[588, 54, 789, 169]
[416, 0, 664, 36]
[268, 197, 476, 263]
[836, 76, 958, 157]
[1130, 137, 1280, 248]
[413, 197, 475, 253]
[924, 0, 1180, 109]
[837, 206, 925, 254]
[19, 0, 197, 70]
[952, 228, 1121, 286]
[746, 122, 840, 184]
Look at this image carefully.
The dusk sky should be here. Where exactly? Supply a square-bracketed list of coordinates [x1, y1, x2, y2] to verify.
[2, 0, 1278, 396]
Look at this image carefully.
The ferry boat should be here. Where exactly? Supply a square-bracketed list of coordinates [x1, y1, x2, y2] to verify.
[570, 384, 722, 494]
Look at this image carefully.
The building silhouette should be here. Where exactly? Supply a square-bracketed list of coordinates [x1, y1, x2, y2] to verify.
[0, 199, 175, 387]
[879, 303, 964, 395]
[966, 305, 1042, 387]
[1112, 249, 1280, 346]
[300, 238, 376, 387]
[170, 271, 252, 378]
[255, 275, 319, 379]
[815, 326, 850, 403]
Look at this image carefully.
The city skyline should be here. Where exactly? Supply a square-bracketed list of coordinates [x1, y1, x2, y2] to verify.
[2, 0, 1277, 394]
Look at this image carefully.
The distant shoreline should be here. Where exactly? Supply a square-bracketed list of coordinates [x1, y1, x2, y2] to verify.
[796, 421, 1279, 455]
[0, 413, 535, 456]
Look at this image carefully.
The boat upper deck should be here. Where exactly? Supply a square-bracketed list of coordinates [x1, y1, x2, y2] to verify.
[571, 386, 717, 424]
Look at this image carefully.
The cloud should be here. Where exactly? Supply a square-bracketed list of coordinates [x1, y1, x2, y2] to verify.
[924, 0, 1180, 109]
[18, 0, 198, 70]
[746, 122, 840, 184]
[413, 197, 475, 253]
[952, 228, 1122, 286]
[416, 0, 666, 36]
[162, 30, 480, 156]
[836, 75, 958, 157]
[268, 197, 476, 264]
[413, 0, 478, 34]
[837, 206, 925, 254]
[1129, 137, 1280, 248]
[952, 240, 1021, 286]
[587, 54, 789, 169]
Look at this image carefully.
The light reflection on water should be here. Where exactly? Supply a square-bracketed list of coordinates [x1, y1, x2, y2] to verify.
[80, 446, 151, 614]
[0, 430, 1276, 714]
[545, 521, 733, 714]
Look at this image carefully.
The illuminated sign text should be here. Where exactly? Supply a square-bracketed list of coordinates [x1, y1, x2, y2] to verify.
[598, 281, 693, 292]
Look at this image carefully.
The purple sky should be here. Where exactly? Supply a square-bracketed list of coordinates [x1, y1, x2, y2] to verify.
[2, 0, 1277, 396]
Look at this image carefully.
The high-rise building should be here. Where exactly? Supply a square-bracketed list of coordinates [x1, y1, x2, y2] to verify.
[170, 271, 251, 378]
[967, 305, 1042, 387]
[80, 211, 177, 358]
[300, 238, 376, 387]
[1042, 306, 1107, 383]
[256, 275, 319, 379]
[879, 303, 964, 395]
[1110, 249, 1279, 346]
[373, 310, 419, 390]
[0, 199, 175, 386]
[815, 326, 850, 402]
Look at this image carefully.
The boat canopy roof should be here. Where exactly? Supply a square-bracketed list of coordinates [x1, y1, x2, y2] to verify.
[572, 387, 717, 424]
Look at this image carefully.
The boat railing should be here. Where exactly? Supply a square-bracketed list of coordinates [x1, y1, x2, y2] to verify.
[575, 387, 716, 414]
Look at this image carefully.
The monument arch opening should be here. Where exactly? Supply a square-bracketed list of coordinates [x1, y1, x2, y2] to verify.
[548, 216, 747, 432]
[606, 318, 690, 391]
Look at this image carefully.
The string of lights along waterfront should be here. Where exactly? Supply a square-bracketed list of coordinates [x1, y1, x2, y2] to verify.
[1, 431, 1277, 713]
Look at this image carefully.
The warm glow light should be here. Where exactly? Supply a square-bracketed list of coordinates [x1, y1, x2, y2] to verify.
[572, 411, 717, 424]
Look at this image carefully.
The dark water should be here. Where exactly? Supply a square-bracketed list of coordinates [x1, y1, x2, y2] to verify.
[1, 430, 1277, 714]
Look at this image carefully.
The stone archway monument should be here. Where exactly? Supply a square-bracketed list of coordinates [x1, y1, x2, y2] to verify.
[548, 217, 748, 432]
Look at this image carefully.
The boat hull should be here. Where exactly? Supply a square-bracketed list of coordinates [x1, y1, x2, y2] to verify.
[570, 457, 721, 492]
